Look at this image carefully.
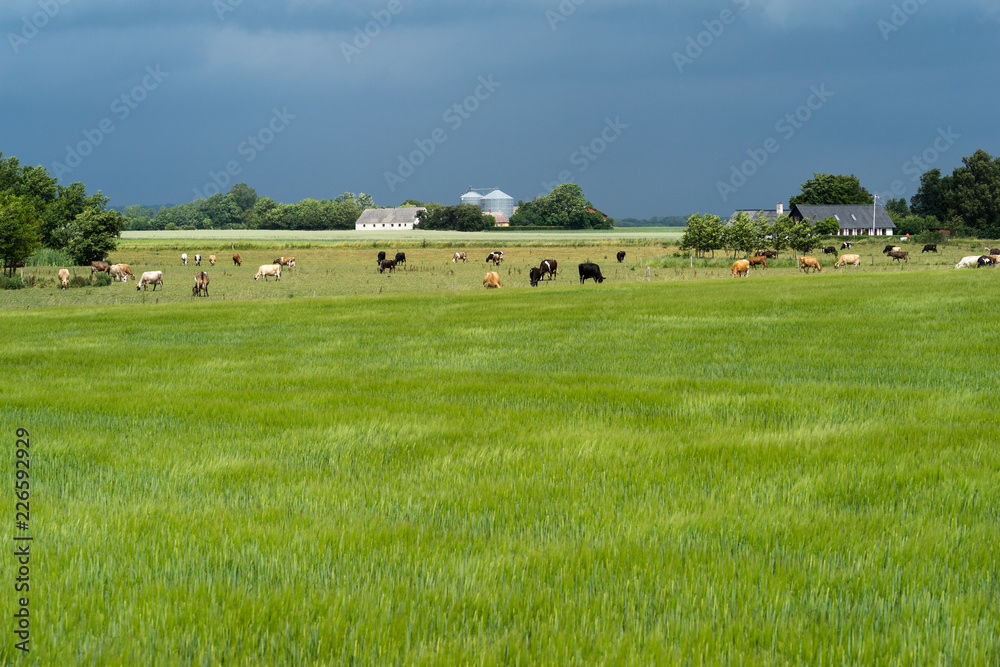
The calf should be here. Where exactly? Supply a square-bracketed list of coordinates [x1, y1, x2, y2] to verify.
[748, 256, 767, 269]
[888, 251, 909, 263]
[192, 271, 210, 296]
[253, 264, 281, 281]
[578, 263, 605, 284]
[232, 253, 242, 267]
[822, 246, 838, 256]
[452, 251, 467, 263]
[483, 271, 502, 288]
[379, 259, 397, 273]
[136, 271, 163, 291]
[529, 267, 542, 286]
[834, 254, 860, 269]
[799, 256, 821, 273]
[539, 259, 558, 280]
[617, 251, 626, 263]
[921, 244, 937, 253]
[731, 259, 750, 277]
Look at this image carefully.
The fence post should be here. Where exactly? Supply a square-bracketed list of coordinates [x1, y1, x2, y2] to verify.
[646, 267, 651, 282]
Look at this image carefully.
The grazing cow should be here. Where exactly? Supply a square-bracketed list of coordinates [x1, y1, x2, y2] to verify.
[483, 271, 502, 288]
[578, 263, 605, 284]
[529, 267, 542, 286]
[486, 251, 503, 265]
[192, 271, 210, 296]
[888, 251, 909, 263]
[58, 268, 70, 289]
[254, 264, 281, 281]
[395, 252, 406, 265]
[921, 244, 937, 253]
[452, 251, 467, 263]
[109, 265, 127, 282]
[834, 253, 861, 269]
[181, 253, 188, 265]
[822, 246, 838, 256]
[731, 259, 750, 277]
[232, 253, 242, 267]
[987, 248, 1000, 255]
[378, 259, 397, 273]
[118, 263, 136, 281]
[195, 254, 202, 266]
[617, 251, 626, 263]
[377, 251, 386, 264]
[977, 255, 996, 268]
[539, 259, 558, 280]
[756, 250, 778, 259]
[882, 245, 901, 254]
[955, 255, 982, 269]
[136, 271, 163, 291]
[90, 260, 111, 277]
[209, 254, 217, 266]
[799, 256, 822, 273]
[748, 256, 767, 269]
[273, 256, 296, 268]
[840, 241, 853, 249]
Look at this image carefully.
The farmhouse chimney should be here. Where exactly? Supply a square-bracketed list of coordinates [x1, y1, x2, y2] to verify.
[776, 202, 783, 217]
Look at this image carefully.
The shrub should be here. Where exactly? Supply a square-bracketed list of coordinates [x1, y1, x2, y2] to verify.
[1, 276, 24, 290]
[69, 276, 87, 288]
[92, 272, 112, 287]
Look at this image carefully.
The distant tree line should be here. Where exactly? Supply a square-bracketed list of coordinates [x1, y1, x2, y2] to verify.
[509, 184, 612, 229]
[1, 152, 121, 267]
[680, 212, 831, 259]
[615, 215, 688, 227]
[122, 186, 376, 231]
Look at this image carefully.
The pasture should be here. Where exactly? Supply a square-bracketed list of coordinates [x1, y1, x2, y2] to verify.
[1, 239, 999, 663]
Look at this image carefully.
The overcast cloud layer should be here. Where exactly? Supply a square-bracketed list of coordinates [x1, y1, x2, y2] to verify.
[2, 0, 995, 218]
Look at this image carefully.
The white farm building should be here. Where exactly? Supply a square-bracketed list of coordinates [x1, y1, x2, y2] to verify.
[354, 207, 426, 231]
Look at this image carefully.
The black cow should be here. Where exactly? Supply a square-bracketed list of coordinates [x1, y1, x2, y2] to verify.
[888, 251, 909, 263]
[882, 244, 899, 254]
[377, 251, 386, 264]
[378, 259, 397, 273]
[395, 252, 406, 265]
[921, 244, 937, 253]
[840, 241, 853, 249]
[539, 259, 557, 280]
[616, 251, 626, 263]
[988, 248, 1000, 255]
[977, 255, 996, 268]
[529, 267, 542, 286]
[757, 250, 778, 259]
[822, 246, 838, 256]
[579, 263, 605, 284]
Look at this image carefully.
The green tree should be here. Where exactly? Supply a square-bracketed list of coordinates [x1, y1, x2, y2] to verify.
[814, 217, 840, 236]
[941, 149, 1000, 237]
[417, 204, 490, 231]
[885, 197, 910, 222]
[722, 212, 764, 259]
[789, 173, 873, 206]
[64, 207, 124, 265]
[786, 219, 820, 255]
[0, 195, 43, 274]
[767, 215, 794, 257]
[227, 183, 258, 212]
[909, 169, 947, 221]
[679, 213, 724, 258]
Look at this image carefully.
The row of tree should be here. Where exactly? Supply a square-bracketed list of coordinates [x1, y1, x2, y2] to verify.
[1, 152, 122, 267]
[680, 212, 833, 259]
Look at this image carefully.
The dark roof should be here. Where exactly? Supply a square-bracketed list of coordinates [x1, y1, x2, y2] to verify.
[791, 204, 895, 230]
[729, 209, 779, 223]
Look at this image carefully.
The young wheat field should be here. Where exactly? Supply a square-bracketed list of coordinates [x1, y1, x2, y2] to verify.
[1, 236, 998, 663]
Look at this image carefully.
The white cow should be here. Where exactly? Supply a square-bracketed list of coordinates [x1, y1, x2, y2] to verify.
[58, 269, 70, 289]
[254, 264, 281, 281]
[834, 254, 860, 269]
[955, 255, 982, 269]
[181, 253, 188, 265]
[136, 271, 163, 291]
[109, 264, 128, 282]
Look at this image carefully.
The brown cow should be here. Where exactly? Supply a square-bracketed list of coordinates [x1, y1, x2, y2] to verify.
[90, 260, 111, 277]
[118, 263, 137, 281]
[748, 256, 767, 269]
[888, 251, 909, 263]
[192, 271, 210, 297]
[731, 259, 750, 277]
[379, 259, 397, 273]
[539, 259, 558, 280]
[209, 254, 217, 266]
[232, 253, 242, 267]
[58, 268, 70, 289]
[799, 257, 821, 273]
[273, 256, 295, 268]
[452, 252, 467, 263]
[483, 271, 502, 288]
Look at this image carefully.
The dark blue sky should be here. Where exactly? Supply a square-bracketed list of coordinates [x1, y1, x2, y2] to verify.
[2, 0, 996, 218]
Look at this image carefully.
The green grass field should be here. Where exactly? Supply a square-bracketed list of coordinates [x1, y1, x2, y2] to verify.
[1, 238, 999, 663]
